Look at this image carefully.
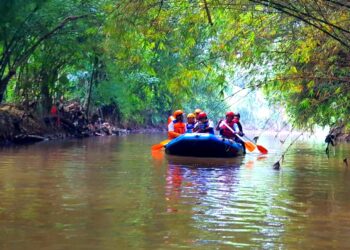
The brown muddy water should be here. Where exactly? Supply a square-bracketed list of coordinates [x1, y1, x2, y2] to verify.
[0, 133, 349, 249]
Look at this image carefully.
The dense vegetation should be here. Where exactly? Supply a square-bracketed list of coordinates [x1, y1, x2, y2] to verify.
[0, 0, 349, 129]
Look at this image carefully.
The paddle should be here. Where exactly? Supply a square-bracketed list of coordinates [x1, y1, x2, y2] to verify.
[151, 139, 171, 151]
[235, 134, 256, 152]
[243, 135, 268, 154]
[221, 121, 256, 152]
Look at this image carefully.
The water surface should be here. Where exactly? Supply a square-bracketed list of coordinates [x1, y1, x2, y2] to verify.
[0, 134, 349, 249]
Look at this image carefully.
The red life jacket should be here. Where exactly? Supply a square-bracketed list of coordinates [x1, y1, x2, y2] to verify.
[220, 120, 235, 138]
[50, 105, 58, 116]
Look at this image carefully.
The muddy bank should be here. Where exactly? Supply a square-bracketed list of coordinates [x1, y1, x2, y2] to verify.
[0, 104, 50, 144]
[0, 104, 130, 145]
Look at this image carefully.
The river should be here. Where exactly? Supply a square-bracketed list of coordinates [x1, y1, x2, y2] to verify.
[0, 133, 349, 249]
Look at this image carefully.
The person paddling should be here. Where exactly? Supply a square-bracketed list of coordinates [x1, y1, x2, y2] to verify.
[186, 113, 196, 133]
[217, 111, 246, 154]
[233, 113, 246, 154]
[194, 108, 202, 123]
[193, 112, 214, 134]
[233, 113, 244, 136]
[216, 111, 235, 139]
[168, 110, 186, 139]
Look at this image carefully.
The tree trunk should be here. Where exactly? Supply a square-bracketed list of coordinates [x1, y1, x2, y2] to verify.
[0, 15, 88, 103]
[41, 80, 51, 115]
[0, 70, 16, 103]
[86, 56, 98, 118]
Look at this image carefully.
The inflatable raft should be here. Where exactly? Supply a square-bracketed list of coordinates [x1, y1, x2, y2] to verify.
[165, 133, 243, 158]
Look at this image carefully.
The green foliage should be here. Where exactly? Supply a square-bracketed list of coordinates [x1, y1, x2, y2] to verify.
[263, 21, 350, 129]
[1, 0, 350, 128]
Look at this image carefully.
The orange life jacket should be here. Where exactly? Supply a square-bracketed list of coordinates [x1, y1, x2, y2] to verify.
[168, 120, 186, 139]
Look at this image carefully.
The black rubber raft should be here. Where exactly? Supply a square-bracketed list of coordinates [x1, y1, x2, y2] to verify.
[165, 133, 243, 158]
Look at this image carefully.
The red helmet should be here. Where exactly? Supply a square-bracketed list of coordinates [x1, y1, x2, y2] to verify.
[226, 111, 234, 117]
[198, 112, 207, 119]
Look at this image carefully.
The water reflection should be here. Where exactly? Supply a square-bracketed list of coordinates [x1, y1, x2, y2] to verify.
[164, 156, 288, 248]
[0, 135, 350, 249]
[166, 164, 240, 205]
[163, 137, 350, 249]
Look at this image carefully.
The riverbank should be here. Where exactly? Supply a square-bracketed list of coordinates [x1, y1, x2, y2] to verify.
[1, 103, 349, 146]
[0, 103, 133, 146]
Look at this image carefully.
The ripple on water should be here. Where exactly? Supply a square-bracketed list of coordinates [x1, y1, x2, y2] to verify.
[1, 135, 350, 249]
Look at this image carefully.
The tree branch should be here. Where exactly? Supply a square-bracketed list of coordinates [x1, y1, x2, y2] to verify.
[249, 0, 350, 49]
[203, 0, 214, 26]
[0, 4, 41, 72]
[13, 14, 89, 69]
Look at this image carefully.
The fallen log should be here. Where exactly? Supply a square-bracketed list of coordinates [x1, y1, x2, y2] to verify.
[12, 134, 47, 144]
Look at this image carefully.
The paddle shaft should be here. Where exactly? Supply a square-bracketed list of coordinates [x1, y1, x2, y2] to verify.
[221, 121, 243, 140]
[221, 121, 256, 152]
[222, 122, 267, 154]
[151, 139, 171, 150]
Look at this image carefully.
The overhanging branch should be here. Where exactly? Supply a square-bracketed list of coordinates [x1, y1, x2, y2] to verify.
[13, 14, 89, 69]
[203, 0, 214, 26]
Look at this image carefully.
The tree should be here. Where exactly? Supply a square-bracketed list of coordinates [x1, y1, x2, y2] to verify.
[0, 0, 90, 102]
[2, 0, 349, 129]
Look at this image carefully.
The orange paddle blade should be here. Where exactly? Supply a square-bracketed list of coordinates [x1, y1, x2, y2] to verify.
[151, 139, 171, 151]
[152, 144, 165, 150]
[257, 144, 268, 154]
[244, 141, 256, 152]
